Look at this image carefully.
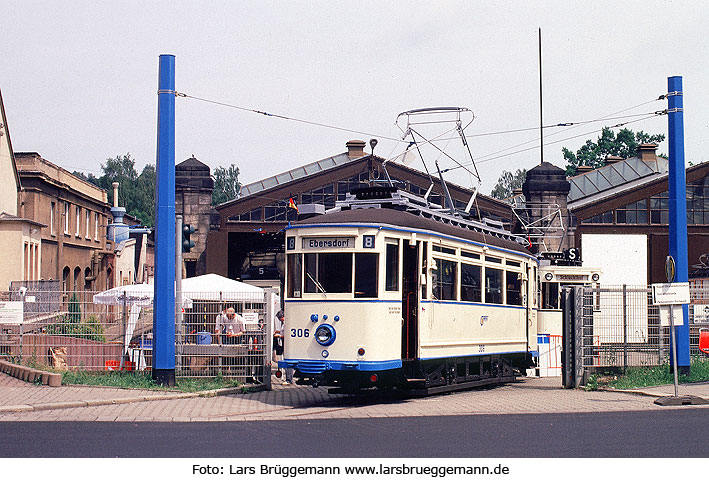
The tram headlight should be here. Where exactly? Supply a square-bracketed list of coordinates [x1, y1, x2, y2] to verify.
[545, 272, 554, 281]
[314, 324, 336, 346]
[591, 273, 600, 282]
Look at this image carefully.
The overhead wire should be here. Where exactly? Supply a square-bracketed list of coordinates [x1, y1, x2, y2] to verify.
[176, 92, 404, 143]
[442, 111, 665, 171]
[174, 90, 669, 176]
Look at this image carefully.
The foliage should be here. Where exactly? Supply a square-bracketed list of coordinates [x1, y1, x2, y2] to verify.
[47, 314, 106, 343]
[60, 370, 244, 392]
[212, 164, 242, 205]
[73, 154, 156, 227]
[490, 169, 527, 200]
[562, 127, 665, 176]
[74, 154, 242, 222]
[67, 292, 81, 324]
[593, 357, 709, 389]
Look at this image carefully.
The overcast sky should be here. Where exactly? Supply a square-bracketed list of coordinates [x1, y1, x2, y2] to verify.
[3, 1, 708, 194]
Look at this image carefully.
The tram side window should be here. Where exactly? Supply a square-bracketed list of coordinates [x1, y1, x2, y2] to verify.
[432, 258, 456, 301]
[506, 270, 522, 306]
[304, 253, 353, 293]
[541, 282, 560, 309]
[485, 267, 503, 304]
[460, 263, 482, 302]
[287, 254, 302, 298]
[385, 242, 399, 291]
[355, 253, 378, 298]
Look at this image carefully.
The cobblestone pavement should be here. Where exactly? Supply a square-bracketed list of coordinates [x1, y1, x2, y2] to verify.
[2, 372, 708, 422]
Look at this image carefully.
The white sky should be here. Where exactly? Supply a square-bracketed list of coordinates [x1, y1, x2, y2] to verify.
[2, 1, 708, 194]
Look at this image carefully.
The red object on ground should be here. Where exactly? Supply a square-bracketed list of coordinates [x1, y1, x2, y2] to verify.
[699, 328, 709, 355]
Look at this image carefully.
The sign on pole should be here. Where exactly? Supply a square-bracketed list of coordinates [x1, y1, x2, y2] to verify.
[0, 301, 23, 324]
[651, 282, 690, 306]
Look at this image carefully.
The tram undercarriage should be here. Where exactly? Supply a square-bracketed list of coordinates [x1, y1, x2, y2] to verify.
[294, 353, 532, 395]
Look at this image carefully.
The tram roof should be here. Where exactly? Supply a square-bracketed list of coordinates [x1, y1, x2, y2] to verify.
[291, 207, 534, 257]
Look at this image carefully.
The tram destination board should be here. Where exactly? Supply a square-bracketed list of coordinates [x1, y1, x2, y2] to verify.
[302, 237, 355, 249]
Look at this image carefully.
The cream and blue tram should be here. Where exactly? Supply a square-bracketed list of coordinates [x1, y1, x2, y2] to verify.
[280, 188, 538, 393]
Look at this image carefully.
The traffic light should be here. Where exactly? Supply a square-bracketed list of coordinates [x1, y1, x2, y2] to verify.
[182, 224, 196, 253]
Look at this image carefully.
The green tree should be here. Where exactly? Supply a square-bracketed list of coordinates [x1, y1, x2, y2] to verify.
[491, 168, 527, 200]
[212, 164, 241, 205]
[73, 154, 156, 226]
[562, 127, 665, 176]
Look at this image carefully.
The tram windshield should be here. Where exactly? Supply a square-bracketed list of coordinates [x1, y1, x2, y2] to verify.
[287, 252, 380, 297]
[305, 253, 352, 294]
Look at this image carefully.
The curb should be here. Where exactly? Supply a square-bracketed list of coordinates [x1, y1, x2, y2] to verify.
[0, 359, 62, 387]
[597, 386, 709, 400]
[0, 384, 266, 414]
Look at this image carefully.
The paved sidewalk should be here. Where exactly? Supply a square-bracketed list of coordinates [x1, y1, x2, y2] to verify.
[1, 372, 708, 422]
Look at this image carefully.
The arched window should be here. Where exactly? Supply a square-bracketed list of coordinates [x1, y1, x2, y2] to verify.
[74, 266, 81, 292]
[84, 267, 93, 291]
[62, 266, 70, 292]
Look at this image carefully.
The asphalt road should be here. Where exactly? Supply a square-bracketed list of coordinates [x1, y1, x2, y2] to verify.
[3, 409, 707, 458]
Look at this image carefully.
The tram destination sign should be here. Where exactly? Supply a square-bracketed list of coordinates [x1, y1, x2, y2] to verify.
[302, 237, 355, 250]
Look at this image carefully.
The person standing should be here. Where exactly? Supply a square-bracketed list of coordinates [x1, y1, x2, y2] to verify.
[215, 307, 245, 345]
[273, 309, 294, 384]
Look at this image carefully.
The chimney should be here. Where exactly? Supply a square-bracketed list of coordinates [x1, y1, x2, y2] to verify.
[636, 143, 658, 163]
[604, 155, 624, 165]
[112, 182, 119, 208]
[576, 165, 594, 175]
[346, 140, 366, 158]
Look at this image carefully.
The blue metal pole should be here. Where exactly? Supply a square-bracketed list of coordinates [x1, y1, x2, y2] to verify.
[153, 54, 176, 385]
[667, 75, 690, 374]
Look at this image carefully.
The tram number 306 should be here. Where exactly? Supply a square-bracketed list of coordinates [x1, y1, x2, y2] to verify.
[291, 329, 310, 338]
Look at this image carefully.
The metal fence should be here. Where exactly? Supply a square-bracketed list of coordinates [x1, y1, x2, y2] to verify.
[0, 285, 276, 384]
[562, 282, 709, 387]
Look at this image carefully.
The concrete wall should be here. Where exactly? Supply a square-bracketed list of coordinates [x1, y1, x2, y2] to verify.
[0, 221, 23, 290]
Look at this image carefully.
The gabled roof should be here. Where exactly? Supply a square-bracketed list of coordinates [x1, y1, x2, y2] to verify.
[568, 155, 669, 208]
[238, 152, 357, 198]
[0, 89, 21, 192]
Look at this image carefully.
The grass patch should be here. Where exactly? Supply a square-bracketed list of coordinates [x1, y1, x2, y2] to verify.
[590, 357, 709, 390]
[60, 370, 244, 393]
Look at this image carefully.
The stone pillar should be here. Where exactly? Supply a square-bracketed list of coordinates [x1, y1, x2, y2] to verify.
[175, 156, 215, 277]
[521, 161, 571, 253]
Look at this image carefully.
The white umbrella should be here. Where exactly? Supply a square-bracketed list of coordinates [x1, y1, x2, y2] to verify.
[182, 274, 265, 301]
[92, 283, 154, 306]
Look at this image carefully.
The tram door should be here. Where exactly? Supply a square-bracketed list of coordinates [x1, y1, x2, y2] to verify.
[402, 242, 419, 359]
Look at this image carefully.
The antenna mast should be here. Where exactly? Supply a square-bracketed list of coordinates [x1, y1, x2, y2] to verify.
[538, 27, 544, 165]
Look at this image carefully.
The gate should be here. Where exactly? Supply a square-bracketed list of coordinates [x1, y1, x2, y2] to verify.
[562, 285, 667, 388]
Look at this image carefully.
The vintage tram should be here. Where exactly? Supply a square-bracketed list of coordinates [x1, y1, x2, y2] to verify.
[279, 187, 539, 393]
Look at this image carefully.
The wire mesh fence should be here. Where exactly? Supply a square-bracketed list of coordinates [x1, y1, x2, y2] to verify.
[0, 284, 275, 383]
[580, 282, 708, 371]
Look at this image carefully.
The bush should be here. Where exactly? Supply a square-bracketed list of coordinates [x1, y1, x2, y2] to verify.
[47, 314, 106, 342]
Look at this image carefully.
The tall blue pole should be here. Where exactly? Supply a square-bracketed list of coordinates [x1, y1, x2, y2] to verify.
[153, 54, 176, 385]
[667, 75, 690, 374]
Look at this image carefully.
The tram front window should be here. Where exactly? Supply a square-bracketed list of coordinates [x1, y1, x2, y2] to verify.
[287, 253, 302, 298]
[304, 253, 352, 294]
[355, 253, 378, 298]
